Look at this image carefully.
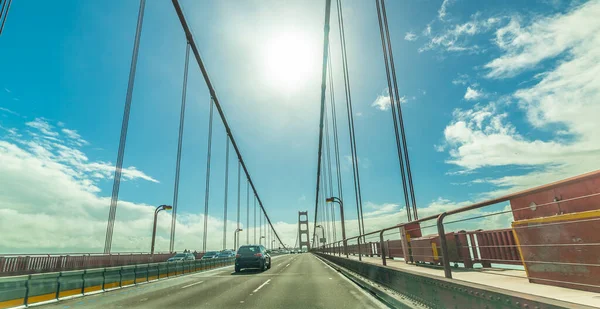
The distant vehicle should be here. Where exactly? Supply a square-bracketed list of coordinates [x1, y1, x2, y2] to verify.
[167, 252, 196, 262]
[217, 250, 235, 258]
[201, 251, 219, 259]
[235, 245, 271, 272]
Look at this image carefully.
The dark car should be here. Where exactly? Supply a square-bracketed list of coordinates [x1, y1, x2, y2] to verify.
[234, 245, 271, 272]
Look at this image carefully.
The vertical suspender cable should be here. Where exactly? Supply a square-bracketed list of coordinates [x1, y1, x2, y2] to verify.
[336, 0, 365, 236]
[324, 100, 335, 242]
[237, 161, 241, 244]
[312, 0, 332, 242]
[254, 195, 257, 244]
[381, 0, 418, 219]
[375, 0, 412, 221]
[0, 0, 12, 35]
[104, 0, 146, 254]
[246, 181, 249, 245]
[202, 96, 214, 252]
[171, 0, 287, 249]
[170, 42, 190, 253]
[327, 46, 343, 242]
[222, 139, 230, 250]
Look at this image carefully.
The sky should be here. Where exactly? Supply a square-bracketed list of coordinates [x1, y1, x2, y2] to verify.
[1, 0, 599, 253]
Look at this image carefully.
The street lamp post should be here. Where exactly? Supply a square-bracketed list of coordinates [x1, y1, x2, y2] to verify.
[151, 204, 173, 254]
[234, 228, 243, 250]
[271, 240, 275, 250]
[316, 225, 326, 249]
[326, 197, 347, 256]
[259, 235, 265, 246]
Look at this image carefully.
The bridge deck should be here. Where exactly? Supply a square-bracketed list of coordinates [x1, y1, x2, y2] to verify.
[338, 254, 600, 308]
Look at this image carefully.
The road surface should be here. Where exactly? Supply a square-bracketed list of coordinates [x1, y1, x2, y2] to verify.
[39, 253, 387, 309]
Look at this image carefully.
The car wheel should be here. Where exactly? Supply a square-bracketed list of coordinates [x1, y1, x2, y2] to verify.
[267, 258, 271, 269]
[261, 261, 266, 271]
[235, 266, 240, 273]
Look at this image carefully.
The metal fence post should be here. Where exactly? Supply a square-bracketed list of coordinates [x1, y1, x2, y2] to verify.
[437, 212, 452, 279]
[380, 231, 386, 266]
[357, 237, 362, 261]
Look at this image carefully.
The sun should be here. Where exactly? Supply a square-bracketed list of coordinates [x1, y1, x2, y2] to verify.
[262, 32, 319, 92]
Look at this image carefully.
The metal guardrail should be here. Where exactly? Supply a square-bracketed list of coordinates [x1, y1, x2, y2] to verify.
[0, 257, 234, 308]
[0, 252, 205, 276]
[316, 169, 600, 293]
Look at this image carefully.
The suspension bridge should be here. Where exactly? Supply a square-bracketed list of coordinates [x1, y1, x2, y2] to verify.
[1, 0, 599, 308]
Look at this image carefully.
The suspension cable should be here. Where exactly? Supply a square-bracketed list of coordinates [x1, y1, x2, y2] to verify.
[336, 0, 365, 236]
[375, 0, 412, 222]
[169, 41, 190, 253]
[237, 161, 241, 236]
[312, 0, 333, 244]
[104, 0, 146, 254]
[171, 0, 287, 249]
[253, 195, 257, 244]
[0, 0, 12, 35]
[222, 139, 230, 250]
[381, 0, 418, 219]
[324, 99, 336, 242]
[202, 96, 214, 252]
[246, 180, 249, 245]
[327, 46, 342, 242]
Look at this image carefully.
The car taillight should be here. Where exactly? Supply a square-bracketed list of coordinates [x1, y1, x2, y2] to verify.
[235, 254, 241, 258]
[254, 253, 262, 257]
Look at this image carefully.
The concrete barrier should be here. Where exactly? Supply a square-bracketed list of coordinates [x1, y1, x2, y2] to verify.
[27, 272, 59, 305]
[147, 263, 159, 281]
[194, 260, 204, 272]
[0, 275, 28, 309]
[120, 265, 136, 287]
[158, 263, 168, 279]
[103, 267, 121, 290]
[134, 264, 148, 284]
[57, 270, 83, 299]
[83, 268, 104, 294]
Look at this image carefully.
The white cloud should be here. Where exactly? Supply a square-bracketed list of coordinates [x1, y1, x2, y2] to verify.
[420, 15, 505, 53]
[404, 32, 418, 41]
[440, 1, 600, 193]
[372, 93, 391, 111]
[25, 117, 59, 137]
[4, 88, 10, 93]
[452, 73, 469, 85]
[485, 1, 600, 78]
[464, 86, 483, 100]
[371, 89, 408, 111]
[355, 112, 363, 117]
[363, 202, 399, 218]
[0, 107, 19, 116]
[438, 0, 454, 21]
[61, 128, 89, 146]
[423, 24, 432, 36]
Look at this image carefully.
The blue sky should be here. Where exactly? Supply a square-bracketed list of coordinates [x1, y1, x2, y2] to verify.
[1, 0, 599, 253]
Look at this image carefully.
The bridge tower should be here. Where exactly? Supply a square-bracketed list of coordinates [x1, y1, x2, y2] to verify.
[298, 211, 310, 251]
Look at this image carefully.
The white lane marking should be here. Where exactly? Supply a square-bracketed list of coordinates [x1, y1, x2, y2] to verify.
[240, 301, 245, 303]
[252, 279, 271, 293]
[329, 277, 332, 279]
[181, 281, 204, 289]
[285, 263, 290, 268]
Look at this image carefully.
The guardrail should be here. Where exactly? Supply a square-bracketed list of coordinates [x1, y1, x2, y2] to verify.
[0, 257, 234, 308]
[0, 252, 207, 276]
[316, 169, 600, 293]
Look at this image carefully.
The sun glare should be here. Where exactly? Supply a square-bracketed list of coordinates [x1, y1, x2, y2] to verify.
[263, 32, 318, 92]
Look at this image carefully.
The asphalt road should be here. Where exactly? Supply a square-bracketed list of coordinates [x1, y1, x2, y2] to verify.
[39, 253, 387, 309]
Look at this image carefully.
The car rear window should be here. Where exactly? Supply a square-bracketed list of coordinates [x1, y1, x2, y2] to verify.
[238, 246, 259, 254]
